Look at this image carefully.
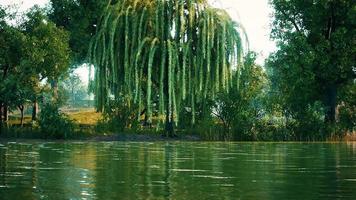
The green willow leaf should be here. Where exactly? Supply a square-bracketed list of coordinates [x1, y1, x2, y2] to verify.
[90, 0, 245, 128]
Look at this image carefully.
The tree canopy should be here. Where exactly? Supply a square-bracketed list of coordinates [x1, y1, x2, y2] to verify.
[0, 6, 71, 124]
[49, 0, 107, 64]
[89, 0, 246, 131]
[267, 0, 355, 135]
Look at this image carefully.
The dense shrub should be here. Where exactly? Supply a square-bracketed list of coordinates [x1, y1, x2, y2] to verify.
[38, 103, 75, 139]
[338, 105, 356, 135]
[97, 96, 139, 133]
[288, 102, 326, 140]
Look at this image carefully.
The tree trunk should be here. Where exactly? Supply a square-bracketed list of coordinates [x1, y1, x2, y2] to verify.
[18, 105, 24, 127]
[0, 102, 3, 122]
[164, 62, 174, 136]
[165, 108, 174, 137]
[32, 100, 38, 121]
[72, 85, 75, 104]
[3, 104, 8, 122]
[144, 113, 152, 128]
[0, 102, 2, 135]
[325, 84, 337, 124]
[51, 80, 59, 103]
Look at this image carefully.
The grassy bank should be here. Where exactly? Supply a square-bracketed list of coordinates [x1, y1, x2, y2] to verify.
[1, 110, 354, 142]
[1, 109, 201, 141]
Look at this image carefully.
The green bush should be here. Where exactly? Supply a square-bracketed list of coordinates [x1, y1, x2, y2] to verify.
[276, 102, 325, 141]
[38, 103, 75, 139]
[337, 103, 355, 136]
[212, 89, 262, 141]
[97, 96, 139, 133]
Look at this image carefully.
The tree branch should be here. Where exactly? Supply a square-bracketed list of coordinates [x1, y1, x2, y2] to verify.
[280, 9, 304, 36]
[212, 110, 228, 129]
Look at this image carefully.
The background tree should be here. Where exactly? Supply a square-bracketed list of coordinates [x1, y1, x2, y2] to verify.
[0, 8, 25, 124]
[0, 6, 71, 124]
[48, 0, 107, 64]
[60, 72, 89, 107]
[267, 0, 355, 136]
[64, 73, 81, 103]
[213, 52, 267, 140]
[22, 7, 71, 117]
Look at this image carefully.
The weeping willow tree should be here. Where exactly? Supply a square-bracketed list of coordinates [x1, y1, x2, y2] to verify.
[89, 0, 246, 132]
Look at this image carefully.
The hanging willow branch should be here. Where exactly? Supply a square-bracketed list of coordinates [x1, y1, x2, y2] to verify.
[89, 0, 246, 127]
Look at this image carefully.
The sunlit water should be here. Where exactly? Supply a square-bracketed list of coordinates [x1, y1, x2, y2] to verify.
[0, 142, 355, 200]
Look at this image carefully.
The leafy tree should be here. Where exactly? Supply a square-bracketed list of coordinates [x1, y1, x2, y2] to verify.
[0, 6, 43, 126]
[337, 82, 356, 133]
[73, 85, 89, 103]
[22, 7, 70, 84]
[0, 8, 26, 123]
[21, 7, 71, 118]
[60, 72, 89, 107]
[0, 5, 5, 26]
[89, 0, 246, 134]
[213, 52, 267, 140]
[267, 0, 355, 135]
[48, 0, 107, 64]
[0, 6, 71, 125]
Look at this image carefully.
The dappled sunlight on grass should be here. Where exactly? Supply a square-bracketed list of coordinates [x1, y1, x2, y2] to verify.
[66, 109, 102, 126]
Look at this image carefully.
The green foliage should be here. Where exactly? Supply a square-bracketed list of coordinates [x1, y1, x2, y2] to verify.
[89, 0, 246, 130]
[290, 102, 326, 140]
[0, 23, 28, 111]
[49, 0, 107, 64]
[38, 103, 75, 139]
[267, 0, 355, 136]
[23, 7, 71, 82]
[97, 95, 139, 133]
[212, 52, 267, 140]
[0, 6, 71, 124]
[2, 1, 354, 141]
[337, 83, 356, 134]
[60, 72, 89, 107]
[0, 6, 5, 21]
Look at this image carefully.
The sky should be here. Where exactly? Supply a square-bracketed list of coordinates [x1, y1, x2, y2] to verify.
[1, 0, 276, 83]
[210, 0, 276, 62]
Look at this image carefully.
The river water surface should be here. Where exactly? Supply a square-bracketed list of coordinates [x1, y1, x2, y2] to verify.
[0, 142, 355, 200]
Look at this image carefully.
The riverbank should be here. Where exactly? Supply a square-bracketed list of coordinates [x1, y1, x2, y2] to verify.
[1, 131, 355, 143]
[2, 110, 354, 142]
[344, 133, 356, 141]
[0, 133, 201, 143]
[91, 133, 201, 142]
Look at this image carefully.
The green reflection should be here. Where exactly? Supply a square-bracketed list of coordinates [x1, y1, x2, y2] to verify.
[0, 142, 355, 200]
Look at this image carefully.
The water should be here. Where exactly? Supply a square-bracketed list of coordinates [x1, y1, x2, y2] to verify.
[0, 142, 355, 200]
